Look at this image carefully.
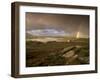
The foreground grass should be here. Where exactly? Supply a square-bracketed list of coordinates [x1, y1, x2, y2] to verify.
[26, 38, 89, 67]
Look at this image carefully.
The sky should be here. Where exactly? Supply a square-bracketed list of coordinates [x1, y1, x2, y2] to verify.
[26, 12, 89, 38]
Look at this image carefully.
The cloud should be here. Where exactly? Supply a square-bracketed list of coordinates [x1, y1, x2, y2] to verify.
[27, 29, 68, 36]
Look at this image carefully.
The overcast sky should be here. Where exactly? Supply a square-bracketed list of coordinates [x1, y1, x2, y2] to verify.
[26, 12, 89, 38]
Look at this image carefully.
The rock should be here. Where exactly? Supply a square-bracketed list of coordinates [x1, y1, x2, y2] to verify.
[63, 50, 75, 58]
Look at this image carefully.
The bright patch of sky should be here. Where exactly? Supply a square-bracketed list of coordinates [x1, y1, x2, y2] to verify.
[27, 29, 70, 36]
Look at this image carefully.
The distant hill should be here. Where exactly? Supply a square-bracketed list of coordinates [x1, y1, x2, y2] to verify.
[26, 33, 33, 39]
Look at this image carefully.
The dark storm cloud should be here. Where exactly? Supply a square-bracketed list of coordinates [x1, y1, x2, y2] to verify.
[26, 12, 89, 37]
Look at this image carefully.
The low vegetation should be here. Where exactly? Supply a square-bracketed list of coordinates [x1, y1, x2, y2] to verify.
[26, 38, 89, 67]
